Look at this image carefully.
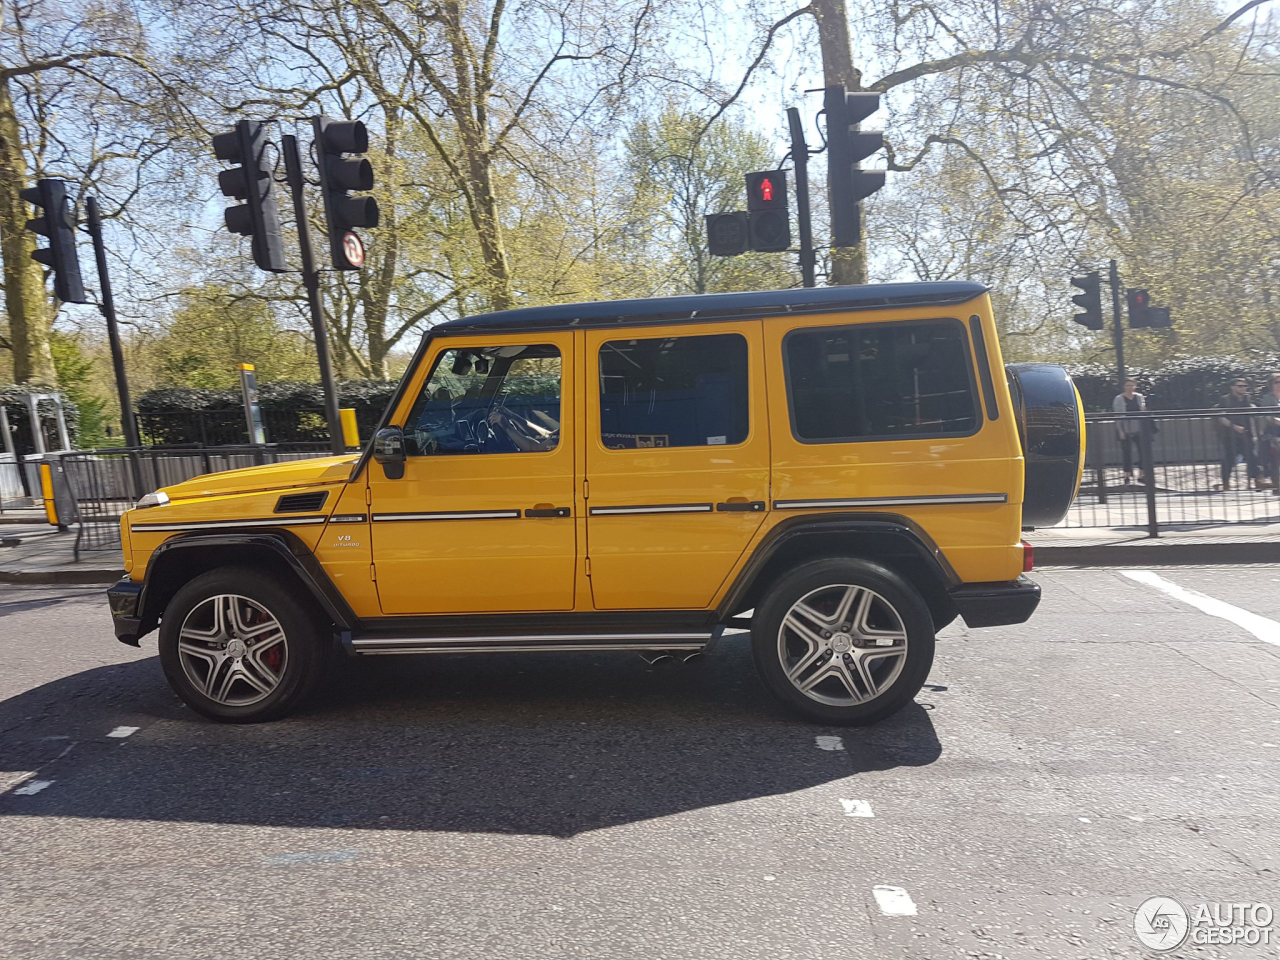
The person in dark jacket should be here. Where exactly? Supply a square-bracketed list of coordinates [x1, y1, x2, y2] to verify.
[1215, 378, 1262, 491]
[1258, 373, 1280, 495]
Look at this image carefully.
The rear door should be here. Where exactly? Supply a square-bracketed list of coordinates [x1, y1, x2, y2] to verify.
[583, 324, 770, 609]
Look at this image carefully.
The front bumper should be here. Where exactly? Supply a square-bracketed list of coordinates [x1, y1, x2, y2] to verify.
[107, 576, 144, 646]
[950, 575, 1041, 628]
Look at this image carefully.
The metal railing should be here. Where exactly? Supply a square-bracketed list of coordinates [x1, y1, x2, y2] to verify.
[56, 443, 334, 557]
[1064, 408, 1280, 534]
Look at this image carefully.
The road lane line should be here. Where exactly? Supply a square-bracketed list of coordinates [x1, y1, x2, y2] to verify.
[1123, 571, 1280, 647]
[872, 885, 918, 916]
[840, 799, 874, 817]
[106, 726, 139, 738]
[815, 735, 845, 751]
[12, 779, 53, 796]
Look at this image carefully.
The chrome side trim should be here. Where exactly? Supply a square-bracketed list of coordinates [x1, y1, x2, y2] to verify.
[351, 632, 711, 656]
[772, 493, 1008, 510]
[372, 509, 521, 522]
[131, 516, 328, 532]
[330, 514, 368, 523]
[588, 503, 714, 516]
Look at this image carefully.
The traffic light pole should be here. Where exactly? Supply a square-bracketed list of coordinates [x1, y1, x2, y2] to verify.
[84, 197, 139, 450]
[786, 107, 816, 289]
[282, 134, 346, 457]
[1109, 258, 1126, 386]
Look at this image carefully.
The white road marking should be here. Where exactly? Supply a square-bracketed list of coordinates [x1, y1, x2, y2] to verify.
[815, 735, 845, 751]
[840, 798, 874, 818]
[873, 885, 918, 916]
[1124, 571, 1280, 646]
[13, 779, 53, 796]
[106, 726, 139, 739]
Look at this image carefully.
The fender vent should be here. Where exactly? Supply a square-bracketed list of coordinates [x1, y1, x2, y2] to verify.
[275, 491, 328, 514]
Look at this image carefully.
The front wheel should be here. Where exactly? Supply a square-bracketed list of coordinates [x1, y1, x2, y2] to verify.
[158, 568, 329, 723]
[751, 558, 935, 726]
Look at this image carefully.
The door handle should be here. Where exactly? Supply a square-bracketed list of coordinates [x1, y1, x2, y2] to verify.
[715, 500, 766, 512]
[525, 507, 571, 518]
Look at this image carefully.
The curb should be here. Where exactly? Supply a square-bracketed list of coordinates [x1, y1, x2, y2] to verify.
[0, 568, 123, 585]
[1035, 541, 1280, 567]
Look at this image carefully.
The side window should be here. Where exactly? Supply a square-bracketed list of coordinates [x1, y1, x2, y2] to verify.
[598, 333, 749, 449]
[404, 344, 561, 455]
[785, 320, 978, 442]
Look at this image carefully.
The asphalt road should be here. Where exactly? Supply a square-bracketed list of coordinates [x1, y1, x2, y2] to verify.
[2, 566, 1279, 959]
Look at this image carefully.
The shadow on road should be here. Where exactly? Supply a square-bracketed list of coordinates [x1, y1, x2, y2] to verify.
[0, 638, 941, 836]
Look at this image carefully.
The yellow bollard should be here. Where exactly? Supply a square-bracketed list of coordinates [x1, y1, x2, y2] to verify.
[339, 408, 360, 450]
[39, 462, 59, 526]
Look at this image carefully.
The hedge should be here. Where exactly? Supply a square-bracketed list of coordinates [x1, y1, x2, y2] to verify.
[136, 380, 398, 445]
[1064, 358, 1280, 412]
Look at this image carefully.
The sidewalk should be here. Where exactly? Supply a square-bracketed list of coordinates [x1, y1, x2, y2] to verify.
[1028, 522, 1280, 566]
[0, 523, 124, 585]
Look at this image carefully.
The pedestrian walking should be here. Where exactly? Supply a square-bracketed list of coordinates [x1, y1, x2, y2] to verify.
[1214, 378, 1263, 491]
[1257, 372, 1280, 495]
[1112, 378, 1147, 485]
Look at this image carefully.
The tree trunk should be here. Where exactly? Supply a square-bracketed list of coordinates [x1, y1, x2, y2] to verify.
[0, 74, 56, 383]
[812, 0, 867, 286]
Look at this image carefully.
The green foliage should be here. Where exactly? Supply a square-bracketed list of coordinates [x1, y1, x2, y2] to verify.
[623, 111, 796, 295]
[152, 286, 316, 389]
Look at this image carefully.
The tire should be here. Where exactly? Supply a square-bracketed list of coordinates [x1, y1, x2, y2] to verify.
[751, 557, 935, 726]
[158, 567, 330, 723]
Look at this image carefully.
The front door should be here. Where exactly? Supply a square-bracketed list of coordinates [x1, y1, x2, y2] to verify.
[584, 324, 770, 609]
[369, 333, 577, 615]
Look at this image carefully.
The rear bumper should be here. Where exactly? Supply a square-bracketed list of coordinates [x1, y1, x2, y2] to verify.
[107, 576, 144, 646]
[950, 575, 1041, 628]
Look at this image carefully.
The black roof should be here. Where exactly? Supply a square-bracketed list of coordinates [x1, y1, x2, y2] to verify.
[432, 281, 987, 336]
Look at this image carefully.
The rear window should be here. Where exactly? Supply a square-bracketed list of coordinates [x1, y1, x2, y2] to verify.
[784, 320, 978, 442]
[598, 333, 749, 449]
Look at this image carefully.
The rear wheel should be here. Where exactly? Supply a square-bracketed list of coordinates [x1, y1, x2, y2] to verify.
[751, 558, 935, 726]
[158, 568, 329, 723]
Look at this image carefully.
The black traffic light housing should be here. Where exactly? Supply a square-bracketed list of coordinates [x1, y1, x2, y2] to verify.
[21, 179, 86, 303]
[705, 212, 749, 257]
[1070, 272, 1103, 330]
[313, 116, 380, 270]
[745, 170, 790, 252]
[1127, 289, 1150, 328]
[212, 119, 287, 273]
[824, 86, 887, 248]
[1147, 306, 1172, 328]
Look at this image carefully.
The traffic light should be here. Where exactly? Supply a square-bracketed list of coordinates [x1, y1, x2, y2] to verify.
[212, 119, 287, 272]
[745, 170, 790, 252]
[1070, 272, 1103, 330]
[705, 212, 749, 256]
[313, 116, 380, 270]
[1147, 306, 1172, 328]
[1127, 289, 1151, 327]
[824, 85, 887, 248]
[20, 179, 86, 303]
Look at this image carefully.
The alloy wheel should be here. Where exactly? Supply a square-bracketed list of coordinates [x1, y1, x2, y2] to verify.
[177, 594, 288, 706]
[776, 583, 908, 706]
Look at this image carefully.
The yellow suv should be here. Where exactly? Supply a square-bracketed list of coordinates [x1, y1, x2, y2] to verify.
[107, 282, 1083, 725]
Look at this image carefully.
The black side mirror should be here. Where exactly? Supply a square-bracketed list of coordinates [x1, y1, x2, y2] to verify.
[372, 426, 406, 479]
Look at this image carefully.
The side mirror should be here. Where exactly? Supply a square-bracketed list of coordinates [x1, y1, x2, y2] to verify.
[372, 426, 406, 480]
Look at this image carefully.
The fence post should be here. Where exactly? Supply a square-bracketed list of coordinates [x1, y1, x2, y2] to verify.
[1139, 423, 1158, 537]
[1091, 421, 1107, 504]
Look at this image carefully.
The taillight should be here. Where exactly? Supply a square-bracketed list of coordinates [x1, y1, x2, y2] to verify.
[1022, 541, 1035, 573]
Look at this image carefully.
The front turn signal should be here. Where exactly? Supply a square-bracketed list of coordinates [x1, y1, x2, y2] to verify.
[135, 491, 170, 510]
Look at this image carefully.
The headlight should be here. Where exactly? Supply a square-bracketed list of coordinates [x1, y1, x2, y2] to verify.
[135, 491, 170, 510]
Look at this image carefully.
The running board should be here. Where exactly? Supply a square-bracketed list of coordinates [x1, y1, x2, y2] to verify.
[345, 631, 714, 656]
